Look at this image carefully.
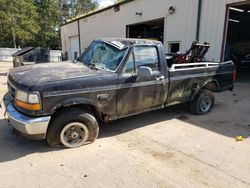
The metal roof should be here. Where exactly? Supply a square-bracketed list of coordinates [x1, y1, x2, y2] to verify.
[61, 0, 134, 26]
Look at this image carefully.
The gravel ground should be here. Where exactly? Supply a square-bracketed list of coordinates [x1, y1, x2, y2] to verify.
[0, 62, 249, 188]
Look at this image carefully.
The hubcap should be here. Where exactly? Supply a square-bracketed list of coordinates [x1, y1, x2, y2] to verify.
[200, 96, 212, 113]
[60, 122, 89, 148]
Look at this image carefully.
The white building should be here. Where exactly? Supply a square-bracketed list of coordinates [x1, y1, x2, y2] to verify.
[60, 0, 250, 63]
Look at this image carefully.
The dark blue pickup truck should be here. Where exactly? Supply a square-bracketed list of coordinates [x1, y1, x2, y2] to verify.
[3, 38, 235, 148]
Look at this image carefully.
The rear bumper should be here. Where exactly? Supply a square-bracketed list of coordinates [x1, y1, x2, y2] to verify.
[3, 94, 51, 140]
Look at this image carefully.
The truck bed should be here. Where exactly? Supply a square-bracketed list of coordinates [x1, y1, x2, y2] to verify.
[166, 61, 235, 106]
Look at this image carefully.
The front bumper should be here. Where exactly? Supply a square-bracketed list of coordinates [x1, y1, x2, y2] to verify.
[3, 94, 51, 140]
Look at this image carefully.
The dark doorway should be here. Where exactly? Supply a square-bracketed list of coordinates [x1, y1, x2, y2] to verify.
[225, 2, 250, 81]
[126, 19, 164, 43]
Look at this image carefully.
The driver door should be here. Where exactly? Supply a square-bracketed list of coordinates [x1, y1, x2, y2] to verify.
[117, 46, 165, 117]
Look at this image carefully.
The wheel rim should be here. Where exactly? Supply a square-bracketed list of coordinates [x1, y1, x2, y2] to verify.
[60, 122, 89, 148]
[200, 96, 212, 113]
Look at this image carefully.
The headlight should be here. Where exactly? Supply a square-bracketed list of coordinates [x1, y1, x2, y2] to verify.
[16, 90, 28, 102]
[15, 90, 42, 111]
[28, 93, 40, 104]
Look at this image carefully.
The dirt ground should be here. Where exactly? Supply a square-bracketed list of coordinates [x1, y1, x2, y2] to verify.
[0, 62, 249, 188]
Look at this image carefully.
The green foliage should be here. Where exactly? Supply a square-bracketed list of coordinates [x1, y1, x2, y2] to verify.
[33, 0, 61, 49]
[0, 0, 39, 48]
[116, 0, 123, 3]
[72, 0, 97, 18]
[60, 0, 98, 21]
[0, 0, 98, 49]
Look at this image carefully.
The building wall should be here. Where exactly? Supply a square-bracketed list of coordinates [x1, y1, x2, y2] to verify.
[78, 0, 199, 53]
[61, 0, 198, 57]
[60, 21, 78, 56]
[199, 0, 246, 61]
[0, 48, 20, 62]
[50, 50, 62, 62]
[61, 0, 247, 61]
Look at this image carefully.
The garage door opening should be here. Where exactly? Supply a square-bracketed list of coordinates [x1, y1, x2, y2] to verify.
[224, 2, 250, 81]
[126, 19, 164, 43]
[69, 35, 79, 60]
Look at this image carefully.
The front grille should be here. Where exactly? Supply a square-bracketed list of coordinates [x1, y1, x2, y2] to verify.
[7, 82, 16, 103]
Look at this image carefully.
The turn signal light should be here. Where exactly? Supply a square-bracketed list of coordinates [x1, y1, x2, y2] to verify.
[16, 100, 42, 111]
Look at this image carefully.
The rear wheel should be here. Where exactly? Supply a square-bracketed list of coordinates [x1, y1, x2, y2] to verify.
[189, 89, 215, 115]
[46, 108, 99, 148]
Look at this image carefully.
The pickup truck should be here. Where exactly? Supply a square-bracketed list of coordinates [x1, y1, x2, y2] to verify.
[3, 38, 235, 148]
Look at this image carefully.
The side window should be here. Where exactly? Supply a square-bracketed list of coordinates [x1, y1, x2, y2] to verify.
[124, 52, 136, 73]
[134, 46, 159, 71]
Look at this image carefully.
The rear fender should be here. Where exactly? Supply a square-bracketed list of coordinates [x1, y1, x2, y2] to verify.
[189, 79, 219, 101]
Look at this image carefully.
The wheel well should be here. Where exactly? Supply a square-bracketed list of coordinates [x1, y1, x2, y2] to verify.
[202, 81, 219, 92]
[190, 81, 218, 101]
[51, 104, 101, 123]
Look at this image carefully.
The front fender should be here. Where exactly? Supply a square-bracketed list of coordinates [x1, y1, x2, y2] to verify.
[50, 96, 100, 113]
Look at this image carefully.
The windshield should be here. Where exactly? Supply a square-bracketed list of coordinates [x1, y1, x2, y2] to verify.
[77, 41, 128, 71]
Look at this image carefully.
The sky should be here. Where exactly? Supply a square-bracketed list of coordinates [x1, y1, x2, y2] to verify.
[98, 0, 116, 8]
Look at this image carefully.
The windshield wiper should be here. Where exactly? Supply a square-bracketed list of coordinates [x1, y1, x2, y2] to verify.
[86, 63, 100, 70]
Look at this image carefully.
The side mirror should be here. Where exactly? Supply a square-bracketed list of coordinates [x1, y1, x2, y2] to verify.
[138, 66, 153, 79]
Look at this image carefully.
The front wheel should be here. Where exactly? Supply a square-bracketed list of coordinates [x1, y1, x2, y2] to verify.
[189, 89, 215, 115]
[46, 108, 99, 148]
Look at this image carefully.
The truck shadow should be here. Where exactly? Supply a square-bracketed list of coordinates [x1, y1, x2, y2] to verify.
[0, 118, 58, 163]
[0, 102, 249, 163]
[99, 103, 250, 140]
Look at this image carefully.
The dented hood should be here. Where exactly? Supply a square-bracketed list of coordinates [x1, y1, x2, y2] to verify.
[8, 62, 101, 87]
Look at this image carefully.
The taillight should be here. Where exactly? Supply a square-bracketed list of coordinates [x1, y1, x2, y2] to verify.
[233, 70, 236, 81]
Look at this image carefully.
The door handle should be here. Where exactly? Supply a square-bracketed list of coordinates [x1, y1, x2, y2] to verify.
[156, 75, 165, 81]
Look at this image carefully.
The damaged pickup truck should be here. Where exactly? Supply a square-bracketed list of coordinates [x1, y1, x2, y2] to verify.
[3, 38, 235, 148]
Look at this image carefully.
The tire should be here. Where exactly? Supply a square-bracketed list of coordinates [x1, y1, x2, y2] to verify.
[189, 89, 215, 115]
[46, 108, 99, 148]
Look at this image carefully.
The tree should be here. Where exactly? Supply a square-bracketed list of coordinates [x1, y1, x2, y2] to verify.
[33, 0, 98, 49]
[0, 0, 99, 49]
[33, 0, 61, 49]
[0, 0, 39, 48]
[115, 0, 123, 3]
[72, 0, 97, 17]
[60, 0, 98, 22]
[59, 0, 71, 22]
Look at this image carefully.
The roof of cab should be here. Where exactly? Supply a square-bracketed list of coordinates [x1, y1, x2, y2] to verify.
[96, 38, 162, 49]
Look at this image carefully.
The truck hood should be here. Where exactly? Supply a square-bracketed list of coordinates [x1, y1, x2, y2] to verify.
[8, 62, 101, 87]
